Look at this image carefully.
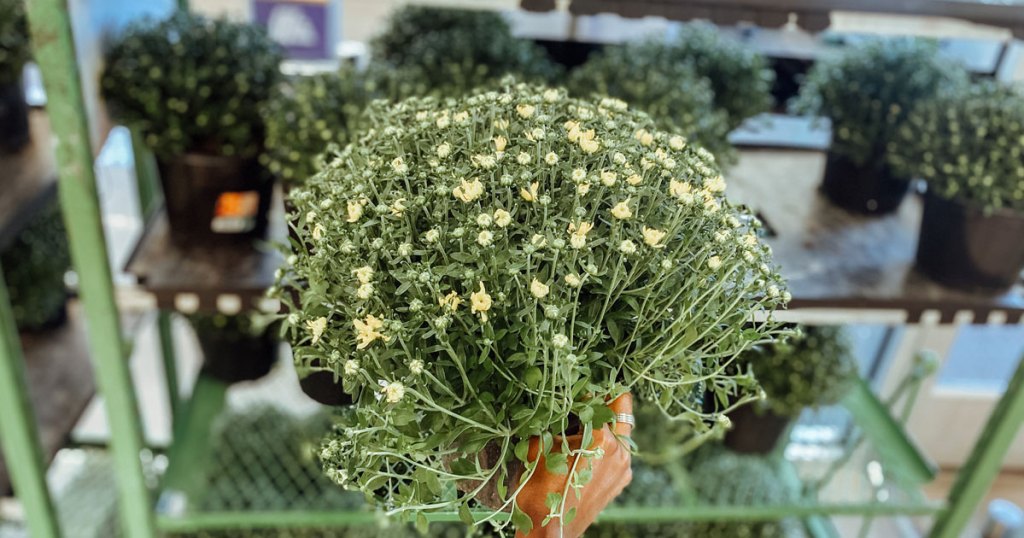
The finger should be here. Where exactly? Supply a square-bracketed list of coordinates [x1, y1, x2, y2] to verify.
[607, 392, 633, 436]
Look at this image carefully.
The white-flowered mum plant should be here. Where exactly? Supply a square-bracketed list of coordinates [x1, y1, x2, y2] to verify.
[273, 81, 789, 534]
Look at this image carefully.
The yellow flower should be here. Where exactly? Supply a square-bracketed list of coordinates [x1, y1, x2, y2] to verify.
[436, 142, 451, 158]
[611, 199, 633, 220]
[453, 178, 484, 203]
[516, 103, 535, 118]
[391, 157, 408, 174]
[473, 154, 497, 169]
[627, 174, 643, 186]
[579, 138, 600, 154]
[493, 136, 508, 153]
[306, 317, 327, 345]
[352, 266, 374, 284]
[520, 182, 539, 202]
[346, 200, 364, 222]
[567, 221, 594, 249]
[353, 314, 386, 349]
[493, 209, 512, 228]
[470, 282, 493, 321]
[577, 182, 591, 195]
[544, 152, 559, 165]
[669, 136, 687, 150]
[517, 152, 532, 165]
[564, 273, 582, 287]
[439, 291, 462, 312]
[635, 129, 655, 146]
[600, 171, 617, 186]
[390, 198, 407, 216]
[642, 226, 667, 248]
[706, 175, 727, 193]
[494, 118, 510, 130]
[669, 179, 692, 199]
[572, 168, 586, 182]
[382, 381, 405, 403]
[424, 228, 440, 243]
[530, 278, 550, 299]
[477, 230, 494, 246]
[708, 255, 723, 270]
[619, 239, 637, 254]
[312, 223, 325, 240]
[436, 113, 450, 129]
[453, 111, 469, 124]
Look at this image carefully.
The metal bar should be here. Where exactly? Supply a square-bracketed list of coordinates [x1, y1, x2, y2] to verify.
[131, 129, 161, 219]
[0, 268, 60, 538]
[23, 1, 157, 536]
[930, 352, 1024, 538]
[157, 311, 181, 429]
[162, 373, 228, 496]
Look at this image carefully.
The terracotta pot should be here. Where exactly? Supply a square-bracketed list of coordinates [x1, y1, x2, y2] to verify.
[916, 190, 1024, 291]
[157, 153, 273, 246]
[820, 151, 910, 215]
[724, 404, 791, 455]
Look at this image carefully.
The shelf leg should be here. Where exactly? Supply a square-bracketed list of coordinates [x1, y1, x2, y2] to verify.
[930, 352, 1024, 538]
[0, 269, 60, 537]
[23, 1, 158, 536]
[158, 311, 181, 429]
[162, 374, 228, 499]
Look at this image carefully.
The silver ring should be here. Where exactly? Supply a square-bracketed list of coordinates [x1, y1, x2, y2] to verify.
[615, 413, 635, 426]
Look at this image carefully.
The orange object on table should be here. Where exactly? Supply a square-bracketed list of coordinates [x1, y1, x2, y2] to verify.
[515, 393, 634, 538]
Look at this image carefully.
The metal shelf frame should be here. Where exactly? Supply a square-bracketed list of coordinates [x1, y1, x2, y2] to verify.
[3, 0, 1023, 536]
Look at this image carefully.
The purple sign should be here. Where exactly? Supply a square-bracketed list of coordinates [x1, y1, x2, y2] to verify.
[253, 0, 331, 60]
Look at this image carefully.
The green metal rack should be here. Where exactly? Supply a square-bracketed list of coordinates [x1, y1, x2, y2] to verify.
[3, 0, 1024, 536]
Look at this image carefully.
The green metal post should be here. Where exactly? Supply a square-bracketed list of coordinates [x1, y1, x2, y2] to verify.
[930, 352, 1024, 538]
[0, 269, 60, 538]
[24, 1, 158, 536]
[131, 130, 162, 219]
[158, 311, 181, 428]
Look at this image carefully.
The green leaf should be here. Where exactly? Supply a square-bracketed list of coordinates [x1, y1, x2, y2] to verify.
[592, 403, 615, 426]
[565, 507, 578, 525]
[545, 492, 562, 511]
[545, 452, 568, 475]
[578, 405, 594, 424]
[415, 512, 429, 534]
[512, 505, 534, 534]
[458, 503, 475, 525]
[514, 438, 531, 462]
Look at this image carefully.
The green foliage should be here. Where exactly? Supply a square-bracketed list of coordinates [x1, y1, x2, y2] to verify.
[567, 40, 734, 166]
[686, 448, 797, 537]
[101, 12, 283, 159]
[0, 0, 30, 86]
[1, 200, 70, 331]
[670, 22, 775, 129]
[750, 326, 858, 417]
[261, 68, 373, 184]
[792, 38, 968, 168]
[275, 82, 789, 532]
[369, 6, 559, 97]
[889, 80, 1024, 212]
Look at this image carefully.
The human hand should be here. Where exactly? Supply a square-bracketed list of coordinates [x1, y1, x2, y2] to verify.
[515, 393, 634, 538]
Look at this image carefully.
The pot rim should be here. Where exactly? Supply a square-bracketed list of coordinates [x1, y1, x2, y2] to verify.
[921, 185, 1024, 220]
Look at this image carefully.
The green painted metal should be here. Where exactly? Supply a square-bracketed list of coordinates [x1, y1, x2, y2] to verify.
[0, 269, 60, 538]
[930, 351, 1024, 538]
[842, 378, 937, 486]
[22, 1, 157, 536]
[131, 129, 162, 219]
[162, 374, 228, 495]
[158, 312, 182, 428]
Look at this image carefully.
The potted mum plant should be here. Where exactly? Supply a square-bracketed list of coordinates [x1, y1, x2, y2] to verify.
[889, 81, 1024, 291]
[793, 39, 968, 215]
[0, 0, 30, 153]
[1, 200, 71, 331]
[368, 6, 560, 99]
[567, 40, 734, 166]
[102, 13, 283, 245]
[726, 326, 857, 455]
[275, 81, 789, 536]
[188, 313, 280, 384]
[261, 67, 371, 188]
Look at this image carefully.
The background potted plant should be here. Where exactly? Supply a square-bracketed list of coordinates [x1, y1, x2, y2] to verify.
[102, 12, 283, 245]
[1, 200, 71, 332]
[0, 0, 31, 153]
[889, 80, 1024, 291]
[188, 313, 280, 384]
[567, 40, 734, 166]
[726, 326, 857, 455]
[367, 6, 560, 99]
[793, 39, 967, 215]
[261, 67, 371, 188]
[275, 81, 790, 536]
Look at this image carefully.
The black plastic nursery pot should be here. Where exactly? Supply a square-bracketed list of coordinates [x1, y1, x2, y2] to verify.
[0, 81, 30, 154]
[916, 190, 1024, 291]
[820, 151, 910, 215]
[533, 39, 604, 70]
[724, 404, 791, 455]
[157, 153, 274, 246]
[194, 324, 279, 384]
[298, 370, 353, 406]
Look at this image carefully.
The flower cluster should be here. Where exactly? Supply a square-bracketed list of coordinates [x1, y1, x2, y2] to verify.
[667, 22, 775, 130]
[261, 68, 373, 184]
[889, 80, 1024, 212]
[101, 12, 283, 159]
[792, 38, 968, 168]
[749, 326, 857, 417]
[1, 200, 70, 331]
[369, 6, 559, 99]
[568, 40, 734, 166]
[0, 0, 30, 86]
[276, 82, 788, 532]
